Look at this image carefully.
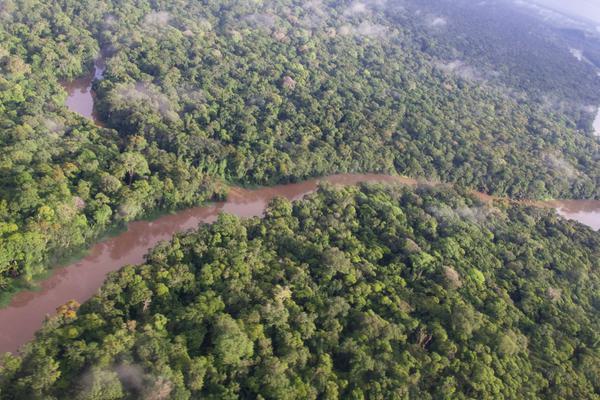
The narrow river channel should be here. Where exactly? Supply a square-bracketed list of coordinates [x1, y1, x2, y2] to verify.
[0, 174, 411, 354]
[0, 62, 598, 356]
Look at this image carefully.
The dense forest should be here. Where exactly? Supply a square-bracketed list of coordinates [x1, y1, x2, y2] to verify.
[1, 0, 600, 296]
[401, 0, 600, 121]
[1, 184, 599, 399]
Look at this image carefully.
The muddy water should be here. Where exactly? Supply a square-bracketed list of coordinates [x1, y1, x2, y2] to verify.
[0, 172, 598, 354]
[16, 65, 595, 357]
[0, 174, 413, 354]
[62, 58, 105, 122]
[474, 193, 600, 231]
[548, 200, 600, 230]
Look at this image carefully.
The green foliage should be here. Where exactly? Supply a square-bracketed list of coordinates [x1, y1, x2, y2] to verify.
[2, 184, 599, 399]
[75, 369, 124, 400]
[408, 0, 600, 116]
[212, 315, 254, 367]
[1, 0, 599, 294]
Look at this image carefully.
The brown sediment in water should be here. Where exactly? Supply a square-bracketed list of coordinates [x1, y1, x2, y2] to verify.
[18, 65, 596, 358]
[473, 191, 600, 230]
[62, 58, 105, 124]
[544, 199, 600, 231]
[0, 173, 598, 355]
[0, 174, 415, 354]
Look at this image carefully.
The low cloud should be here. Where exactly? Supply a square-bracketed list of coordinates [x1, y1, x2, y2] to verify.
[299, 0, 327, 28]
[570, 48, 584, 62]
[429, 204, 498, 225]
[344, 2, 369, 16]
[303, 0, 326, 16]
[109, 82, 179, 122]
[339, 21, 388, 38]
[430, 17, 447, 27]
[356, 21, 387, 37]
[582, 104, 597, 114]
[301, 0, 389, 30]
[537, 93, 600, 117]
[422, 13, 448, 30]
[434, 60, 482, 81]
[115, 364, 146, 392]
[76, 363, 173, 399]
[543, 153, 579, 180]
[241, 13, 278, 31]
[343, 0, 389, 18]
[144, 11, 171, 28]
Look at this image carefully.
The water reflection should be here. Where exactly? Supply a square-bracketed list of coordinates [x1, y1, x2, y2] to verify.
[62, 58, 105, 123]
[548, 199, 600, 230]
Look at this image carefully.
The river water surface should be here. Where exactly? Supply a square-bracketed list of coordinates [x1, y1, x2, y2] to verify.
[63, 58, 105, 123]
[547, 199, 600, 230]
[1, 63, 598, 356]
[0, 174, 412, 354]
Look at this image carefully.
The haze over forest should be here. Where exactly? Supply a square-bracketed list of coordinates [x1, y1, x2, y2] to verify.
[527, 0, 600, 24]
[0, 0, 599, 399]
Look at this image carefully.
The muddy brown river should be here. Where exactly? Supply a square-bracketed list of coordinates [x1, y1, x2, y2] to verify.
[547, 199, 600, 231]
[0, 64, 598, 356]
[0, 175, 413, 354]
[62, 58, 105, 122]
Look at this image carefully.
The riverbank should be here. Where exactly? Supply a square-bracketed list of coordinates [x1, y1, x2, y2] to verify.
[0, 174, 398, 354]
[0, 173, 599, 354]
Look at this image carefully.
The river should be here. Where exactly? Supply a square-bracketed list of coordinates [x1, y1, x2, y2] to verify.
[1, 63, 598, 356]
[0, 174, 411, 354]
[547, 199, 600, 230]
[62, 58, 105, 123]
